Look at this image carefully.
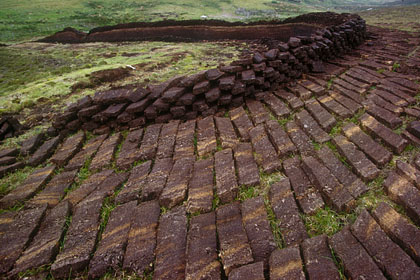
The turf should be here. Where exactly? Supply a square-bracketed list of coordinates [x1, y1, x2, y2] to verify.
[0, 0, 395, 43]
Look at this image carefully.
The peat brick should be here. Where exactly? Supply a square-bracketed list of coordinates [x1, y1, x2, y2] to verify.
[10, 201, 71, 276]
[317, 146, 368, 199]
[288, 84, 311, 100]
[52, 186, 107, 278]
[384, 171, 420, 225]
[206, 68, 224, 80]
[123, 200, 160, 275]
[367, 93, 400, 115]
[186, 212, 221, 280]
[333, 135, 380, 182]
[26, 170, 77, 209]
[241, 196, 276, 266]
[154, 206, 188, 280]
[340, 73, 370, 89]
[170, 105, 186, 118]
[215, 149, 238, 203]
[173, 120, 195, 160]
[160, 157, 194, 208]
[232, 81, 246, 95]
[246, 99, 269, 125]
[102, 103, 127, 118]
[342, 122, 392, 168]
[302, 156, 355, 212]
[364, 101, 403, 129]
[180, 72, 206, 87]
[396, 160, 420, 189]
[334, 78, 366, 95]
[52, 172, 126, 277]
[329, 227, 386, 280]
[360, 113, 407, 154]
[64, 169, 114, 207]
[115, 161, 151, 204]
[283, 157, 324, 214]
[332, 84, 365, 104]
[187, 158, 214, 214]
[219, 75, 236, 90]
[0, 165, 55, 209]
[0, 161, 24, 178]
[89, 132, 122, 171]
[295, 109, 330, 143]
[65, 134, 107, 171]
[229, 106, 254, 141]
[138, 123, 162, 161]
[28, 136, 60, 166]
[0, 205, 47, 274]
[273, 89, 304, 110]
[128, 116, 146, 128]
[351, 210, 420, 280]
[214, 117, 238, 149]
[205, 87, 221, 103]
[305, 99, 336, 132]
[141, 157, 173, 202]
[156, 120, 179, 159]
[89, 201, 136, 279]
[408, 121, 420, 139]
[0, 156, 16, 166]
[125, 98, 150, 114]
[318, 95, 352, 118]
[162, 87, 185, 103]
[372, 88, 408, 107]
[233, 143, 260, 187]
[377, 83, 416, 104]
[51, 131, 85, 167]
[21, 133, 44, 156]
[249, 124, 281, 173]
[269, 247, 305, 280]
[269, 178, 308, 246]
[229, 262, 264, 280]
[197, 116, 217, 157]
[299, 79, 325, 96]
[286, 121, 315, 157]
[265, 119, 296, 157]
[301, 235, 340, 280]
[116, 128, 143, 170]
[241, 70, 256, 84]
[78, 105, 102, 119]
[216, 202, 254, 275]
[329, 91, 362, 114]
[374, 202, 420, 266]
[263, 93, 290, 118]
[193, 80, 210, 95]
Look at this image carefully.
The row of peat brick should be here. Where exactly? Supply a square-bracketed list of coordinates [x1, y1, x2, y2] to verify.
[48, 17, 366, 135]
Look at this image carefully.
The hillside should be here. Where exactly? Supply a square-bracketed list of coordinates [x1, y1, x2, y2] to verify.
[0, 0, 400, 43]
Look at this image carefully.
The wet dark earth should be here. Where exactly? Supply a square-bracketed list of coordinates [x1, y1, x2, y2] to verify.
[1, 25, 420, 279]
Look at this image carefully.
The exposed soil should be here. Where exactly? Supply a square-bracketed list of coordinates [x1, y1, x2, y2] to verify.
[39, 12, 361, 44]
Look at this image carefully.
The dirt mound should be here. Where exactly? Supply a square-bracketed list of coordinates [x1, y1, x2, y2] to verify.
[38, 12, 361, 44]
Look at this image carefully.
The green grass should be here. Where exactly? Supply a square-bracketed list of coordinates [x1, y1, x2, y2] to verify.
[0, 0, 321, 43]
[357, 4, 420, 33]
[0, 0, 398, 43]
[0, 165, 36, 199]
[303, 206, 357, 237]
[0, 41, 242, 120]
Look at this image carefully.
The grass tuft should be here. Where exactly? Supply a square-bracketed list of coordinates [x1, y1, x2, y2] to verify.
[303, 206, 356, 237]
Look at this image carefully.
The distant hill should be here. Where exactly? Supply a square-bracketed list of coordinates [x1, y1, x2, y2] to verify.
[0, 0, 414, 43]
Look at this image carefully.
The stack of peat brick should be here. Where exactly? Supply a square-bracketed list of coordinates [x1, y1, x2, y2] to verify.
[0, 117, 22, 141]
[51, 15, 366, 135]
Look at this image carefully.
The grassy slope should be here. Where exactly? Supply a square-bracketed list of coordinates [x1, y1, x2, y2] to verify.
[0, 0, 394, 43]
[358, 4, 420, 32]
